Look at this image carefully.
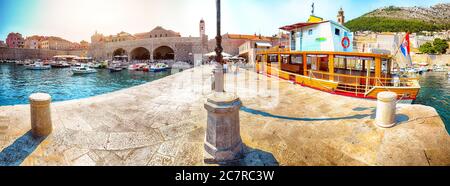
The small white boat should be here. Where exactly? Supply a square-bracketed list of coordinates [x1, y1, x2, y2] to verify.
[87, 62, 101, 68]
[128, 64, 140, 70]
[108, 62, 123, 72]
[26, 62, 51, 70]
[433, 66, 447, 72]
[150, 63, 170, 72]
[72, 65, 97, 74]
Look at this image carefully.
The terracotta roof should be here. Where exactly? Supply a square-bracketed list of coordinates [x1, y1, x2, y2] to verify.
[279, 21, 328, 31]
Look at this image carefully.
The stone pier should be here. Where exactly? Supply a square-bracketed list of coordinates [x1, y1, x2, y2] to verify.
[0, 65, 449, 166]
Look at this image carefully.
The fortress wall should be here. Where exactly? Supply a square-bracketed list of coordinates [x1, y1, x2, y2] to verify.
[0, 47, 88, 60]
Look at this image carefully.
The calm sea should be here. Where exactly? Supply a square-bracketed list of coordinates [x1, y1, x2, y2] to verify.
[414, 72, 450, 134]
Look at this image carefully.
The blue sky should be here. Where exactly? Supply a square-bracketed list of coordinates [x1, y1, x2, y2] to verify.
[0, 0, 449, 42]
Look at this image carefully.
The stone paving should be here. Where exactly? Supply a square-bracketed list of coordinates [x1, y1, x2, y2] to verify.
[0, 65, 449, 166]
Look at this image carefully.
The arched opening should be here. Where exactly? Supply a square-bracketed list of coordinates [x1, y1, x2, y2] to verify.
[130, 47, 150, 60]
[113, 48, 127, 57]
[153, 46, 174, 60]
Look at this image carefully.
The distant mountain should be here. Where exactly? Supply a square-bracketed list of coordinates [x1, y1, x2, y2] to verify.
[345, 3, 450, 33]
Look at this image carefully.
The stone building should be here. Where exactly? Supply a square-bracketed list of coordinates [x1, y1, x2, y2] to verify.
[88, 20, 208, 64]
[103, 31, 136, 43]
[6, 32, 24, 48]
[238, 40, 272, 64]
[39, 36, 76, 50]
[80, 40, 89, 49]
[134, 26, 181, 39]
[0, 40, 6, 48]
[208, 33, 279, 56]
[24, 35, 45, 49]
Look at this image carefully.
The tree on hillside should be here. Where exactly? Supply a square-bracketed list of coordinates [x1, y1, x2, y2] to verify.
[419, 39, 449, 54]
[419, 42, 435, 54]
[433, 38, 449, 54]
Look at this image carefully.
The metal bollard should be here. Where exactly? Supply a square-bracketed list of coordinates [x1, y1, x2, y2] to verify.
[375, 91, 397, 128]
[29, 93, 52, 137]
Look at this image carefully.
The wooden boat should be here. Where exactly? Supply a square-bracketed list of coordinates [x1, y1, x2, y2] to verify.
[256, 49, 420, 103]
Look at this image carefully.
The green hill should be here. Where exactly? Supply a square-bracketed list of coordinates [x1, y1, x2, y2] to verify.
[344, 4, 450, 32]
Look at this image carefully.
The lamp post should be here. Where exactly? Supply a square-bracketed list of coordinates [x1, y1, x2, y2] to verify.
[213, 0, 224, 92]
[203, 0, 243, 164]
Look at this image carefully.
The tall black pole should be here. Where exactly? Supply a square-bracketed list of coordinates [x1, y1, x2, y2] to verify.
[215, 0, 223, 65]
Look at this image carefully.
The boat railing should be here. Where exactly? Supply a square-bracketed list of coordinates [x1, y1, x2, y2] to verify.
[309, 70, 419, 88]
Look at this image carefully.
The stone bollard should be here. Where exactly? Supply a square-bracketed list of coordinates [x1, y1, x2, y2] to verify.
[204, 92, 243, 163]
[375, 91, 397, 128]
[29, 93, 52, 137]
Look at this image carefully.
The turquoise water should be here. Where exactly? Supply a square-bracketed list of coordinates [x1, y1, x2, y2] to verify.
[0, 63, 177, 106]
[414, 72, 449, 134]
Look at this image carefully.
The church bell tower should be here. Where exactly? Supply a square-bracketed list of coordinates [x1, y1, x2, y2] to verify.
[337, 7, 345, 25]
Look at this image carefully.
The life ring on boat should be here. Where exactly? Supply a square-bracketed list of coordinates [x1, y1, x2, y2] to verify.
[341, 37, 350, 49]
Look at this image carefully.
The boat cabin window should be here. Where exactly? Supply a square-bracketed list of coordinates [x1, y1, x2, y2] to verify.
[281, 55, 290, 64]
[290, 55, 303, 65]
[268, 54, 278, 63]
[335, 28, 340, 36]
[256, 55, 263, 63]
[308, 29, 313, 35]
[381, 58, 391, 77]
[307, 55, 328, 72]
[334, 55, 375, 76]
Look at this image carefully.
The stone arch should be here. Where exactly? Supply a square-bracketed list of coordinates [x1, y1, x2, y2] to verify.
[112, 48, 127, 57]
[130, 47, 151, 60]
[153, 46, 175, 60]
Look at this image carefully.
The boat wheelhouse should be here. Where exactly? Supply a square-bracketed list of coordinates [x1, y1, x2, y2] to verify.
[256, 48, 420, 102]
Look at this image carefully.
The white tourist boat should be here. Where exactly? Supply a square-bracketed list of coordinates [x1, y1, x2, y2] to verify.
[25, 62, 51, 70]
[51, 61, 71, 68]
[71, 65, 97, 74]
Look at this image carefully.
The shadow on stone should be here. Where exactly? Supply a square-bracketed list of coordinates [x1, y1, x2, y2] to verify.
[218, 145, 279, 166]
[353, 107, 375, 112]
[241, 106, 370, 121]
[396, 114, 410, 124]
[0, 131, 47, 166]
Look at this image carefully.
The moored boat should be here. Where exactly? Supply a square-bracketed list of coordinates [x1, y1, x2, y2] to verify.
[255, 13, 420, 103]
[71, 65, 97, 74]
[25, 62, 51, 70]
[51, 61, 71, 68]
[150, 63, 170, 72]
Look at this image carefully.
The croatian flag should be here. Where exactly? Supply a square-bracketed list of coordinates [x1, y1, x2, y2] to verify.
[400, 33, 410, 58]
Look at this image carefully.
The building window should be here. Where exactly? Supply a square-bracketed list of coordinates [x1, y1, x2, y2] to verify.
[160, 34, 162, 37]
[308, 29, 313, 35]
[155, 35, 157, 38]
[335, 28, 340, 36]
[165, 34, 168, 37]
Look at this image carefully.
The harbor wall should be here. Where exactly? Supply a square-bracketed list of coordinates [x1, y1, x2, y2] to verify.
[412, 54, 450, 66]
[0, 47, 88, 60]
